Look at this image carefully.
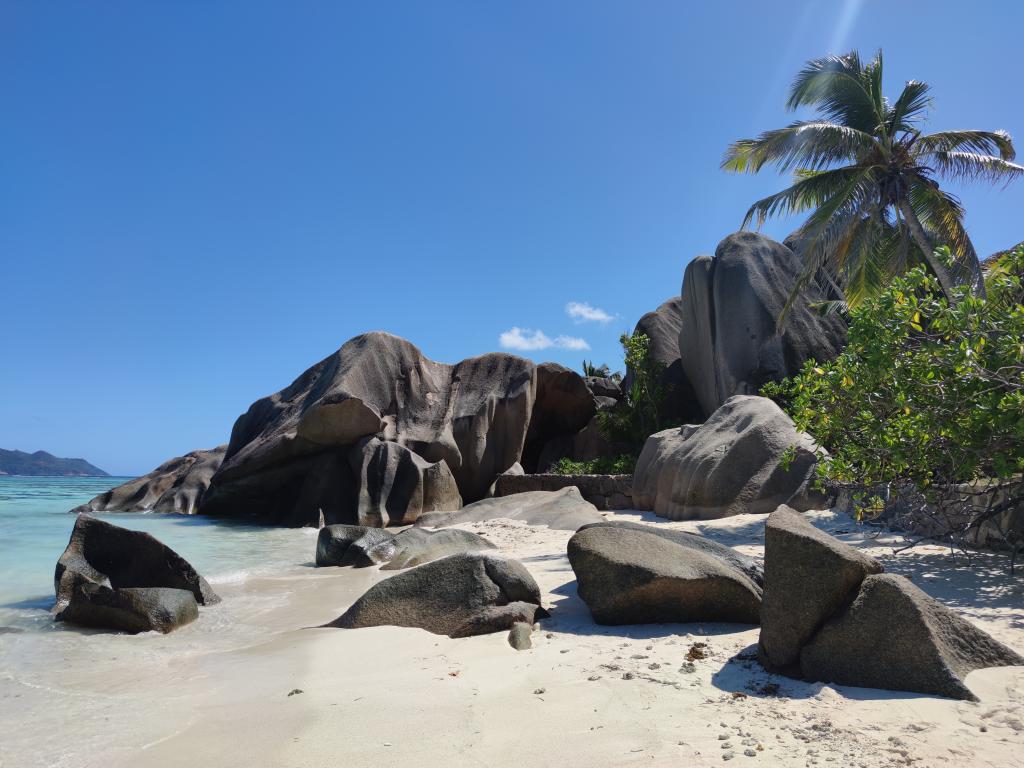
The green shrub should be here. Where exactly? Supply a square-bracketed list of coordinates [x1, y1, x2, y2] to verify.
[550, 455, 637, 475]
[763, 245, 1024, 550]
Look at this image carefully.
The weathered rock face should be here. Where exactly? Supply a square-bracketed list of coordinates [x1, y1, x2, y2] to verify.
[59, 585, 199, 634]
[327, 552, 547, 638]
[349, 438, 462, 527]
[72, 446, 226, 515]
[623, 296, 704, 424]
[202, 332, 539, 525]
[521, 363, 596, 472]
[585, 376, 621, 401]
[315, 524, 396, 567]
[380, 528, 496, 570]
[577, 520, 764, 588]
[54, 516, 218, 632]
[633, 395, 820, 520]
[800, 574, 1024, 700]
[417, 487, 604, 531]
[679, 232, 847, 416]
[567, 526, 762, 625]
[758, 506, 882, 673]
[315, 525, 494, 570]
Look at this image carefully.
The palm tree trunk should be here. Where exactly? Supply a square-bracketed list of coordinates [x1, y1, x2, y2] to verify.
[897, 199, 960, 301]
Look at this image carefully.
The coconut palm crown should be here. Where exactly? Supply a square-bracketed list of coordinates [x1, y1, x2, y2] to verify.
[722, 49, 1023, 312]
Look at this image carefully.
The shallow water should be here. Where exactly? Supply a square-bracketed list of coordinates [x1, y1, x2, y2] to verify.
[0, 475, 316, 631]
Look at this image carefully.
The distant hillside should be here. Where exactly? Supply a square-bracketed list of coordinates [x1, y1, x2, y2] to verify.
[0, 449, 109, 477]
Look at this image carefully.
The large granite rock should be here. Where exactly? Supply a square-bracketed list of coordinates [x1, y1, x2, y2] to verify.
[758, 505, 882, 672]
[585, 376, 621, 401]
[72, 446, 226, 515]
[521, 363, 596, 472]
[315, 524, 396, 567]
[679, 232, 847, 416]
[567, 526, 762, 625]
[623, 296, 704, 424]
[327, 552, 547, 637]
[201, 332, 537, 525]
[417, 487, 604, 531]
[800, 574, 1024, 700]
[315, 525, 493, 570]
[632, 395, 820, 520]
[577, 520, 764, 587]
[54, 516, 218, 632]
[349, 437, 462, 526]
[381, 528, 496, 570]
[59, 584, 199, 634]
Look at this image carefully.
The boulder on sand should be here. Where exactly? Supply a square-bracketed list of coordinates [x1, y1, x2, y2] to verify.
[416, 487, 604, 531]
[327, 552, 547, 638]
[567, 526, 762, 625]
[315, 525, 493, 569]
[679, 232, 847, 416]
[72, 446, 226, 515]
[381, 528, 496, 570]
[315, 524, 396, 567]
[577, 519, 764, 587]
[54, 516, 218, 632]
[758, 505, 882, 672]
[800, 574, 1024, 700]
[632, 395, 821, 520]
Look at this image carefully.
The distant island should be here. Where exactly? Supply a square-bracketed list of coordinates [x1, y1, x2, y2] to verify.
[0, 449, 109, 477]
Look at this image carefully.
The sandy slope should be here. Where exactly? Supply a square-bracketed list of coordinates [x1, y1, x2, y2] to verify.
[3, 510, 1023, 768]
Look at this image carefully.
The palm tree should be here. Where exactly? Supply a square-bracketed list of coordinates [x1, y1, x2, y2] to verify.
[722, 49, 1023, 309]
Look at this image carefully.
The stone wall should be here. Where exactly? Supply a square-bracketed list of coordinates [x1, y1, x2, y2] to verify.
[494, 473, 633, 511]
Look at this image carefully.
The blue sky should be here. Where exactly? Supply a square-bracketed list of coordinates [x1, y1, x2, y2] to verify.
[3, 1, 1023, 475]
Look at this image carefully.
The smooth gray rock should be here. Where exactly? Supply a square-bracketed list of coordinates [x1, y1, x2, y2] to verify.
[632, 395, 820, 520]
[71, 446, 226, 515]
[348, 437, 462, 526]
[758, 505, 882, 672]
[417, 487, 604, 531]
[203, 332, 537, 524]
[800, 574, 1024, 700]
[315, 524, 395, 567]
[54, 516, 219, 622]
[507, 621, 533, 650]
[381, 527, 496, 570]
[567, 526, 762, 625]
[327, 552, 547, 638]
[679, 232, 847, 416]
[577, 520, 764, 587]
[59, 584, 199, 634]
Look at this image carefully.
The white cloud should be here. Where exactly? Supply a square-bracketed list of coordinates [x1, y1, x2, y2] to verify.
[566, 301, 613, 324]
[499, 327, 590, 352]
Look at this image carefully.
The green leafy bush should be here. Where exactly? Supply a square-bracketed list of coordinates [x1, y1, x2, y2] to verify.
[598, 332, 677, 455]
[764, 246, 1024, 551]
[550, 455, 637, 475]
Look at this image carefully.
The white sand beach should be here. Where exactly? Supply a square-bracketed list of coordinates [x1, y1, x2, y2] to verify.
[2, 509, 1023, 768]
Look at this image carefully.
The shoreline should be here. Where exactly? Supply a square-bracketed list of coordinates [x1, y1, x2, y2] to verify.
[2, 509, 1023, 768]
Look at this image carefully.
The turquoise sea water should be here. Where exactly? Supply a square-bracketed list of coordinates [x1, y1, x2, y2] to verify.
[0, 475, 315, 631]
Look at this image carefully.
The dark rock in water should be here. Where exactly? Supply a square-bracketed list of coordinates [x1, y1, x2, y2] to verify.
[521, 363, 596, 472]
[758, 505, 882, 673]
[417, 487, 604, 531]
[72, 446, 225, 515]
[54, 516, 217, 632]
[59, 584, 198, 634]
[203, 332, 538, 525]
[632, 395, 821, 520]
[327, 552, 547, 638]
[623, 297, 704, 424]
[679, 232, 847, 416]
[800, 574, 1024, 700]
[567, 526, 762, 625]
[315, 524, 395, 567]
[380, 528, 495, 570]
[577, 520, 764, 588]
[348, 437, 462, 526]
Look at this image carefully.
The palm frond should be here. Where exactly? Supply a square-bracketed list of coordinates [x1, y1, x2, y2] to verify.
[927, 151, 1024, 186]
[786, 51, 883, 133]
[886, 80, 931, 135]
[722, 122, 877, 173]
[739, 165, 876, 227]
[915, 130, 1016, 160]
